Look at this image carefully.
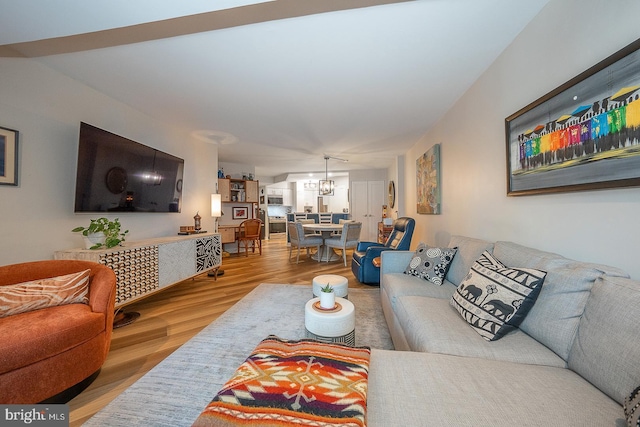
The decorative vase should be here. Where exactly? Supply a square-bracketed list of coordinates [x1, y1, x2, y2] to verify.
[194, 211, 201, 232]
[83, 232, 106, 249]
[320, 291, 335, 309]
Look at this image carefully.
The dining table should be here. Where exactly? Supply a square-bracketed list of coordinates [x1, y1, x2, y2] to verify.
[301, 223, 344, 262]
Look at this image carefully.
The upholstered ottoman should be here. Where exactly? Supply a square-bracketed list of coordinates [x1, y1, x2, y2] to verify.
[305, 297, 355, 346]
[312, 274, 349, 298]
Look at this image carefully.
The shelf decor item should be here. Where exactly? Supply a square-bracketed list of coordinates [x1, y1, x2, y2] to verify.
[506, 37, 640, 196]
[194, 211, 202, 231]
[72, 217, 129, 249]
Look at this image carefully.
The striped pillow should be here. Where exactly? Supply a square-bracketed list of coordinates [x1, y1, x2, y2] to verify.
[0, 269, 91, 318]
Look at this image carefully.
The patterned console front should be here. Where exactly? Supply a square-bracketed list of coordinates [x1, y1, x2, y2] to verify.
[55, 233, 221, 307]
[100, 246, 159, 305]
[197, 236, 221, 272]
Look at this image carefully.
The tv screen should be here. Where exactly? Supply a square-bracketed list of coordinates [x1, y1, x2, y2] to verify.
[74, 122, 184, 213]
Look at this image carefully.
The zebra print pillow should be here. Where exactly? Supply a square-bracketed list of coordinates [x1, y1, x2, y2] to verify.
[624, 385, 640, 427]
[0, 269, 91, 318]
[450, 251, 546, 341]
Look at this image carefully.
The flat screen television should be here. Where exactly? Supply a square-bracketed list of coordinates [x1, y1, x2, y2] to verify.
[74, 122, 184, 213]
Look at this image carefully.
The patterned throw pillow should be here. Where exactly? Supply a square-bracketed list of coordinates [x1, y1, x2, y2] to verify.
[404, 243, 458, 285]
[625, 385, 640, 427]
[193, 335, 371, 427]
[450, 251, 546, 341]
[0, 269, 90, 318]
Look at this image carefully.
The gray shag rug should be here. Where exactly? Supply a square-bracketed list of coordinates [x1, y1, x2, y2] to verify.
[84, 283, 393, 427]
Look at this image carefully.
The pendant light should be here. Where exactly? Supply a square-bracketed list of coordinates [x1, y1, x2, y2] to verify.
[319, 155, 334, 196]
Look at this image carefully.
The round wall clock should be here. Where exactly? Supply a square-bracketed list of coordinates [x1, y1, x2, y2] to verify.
[388, 180, 396, 209]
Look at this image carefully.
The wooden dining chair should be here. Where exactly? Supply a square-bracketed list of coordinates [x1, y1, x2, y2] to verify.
[237, 219, 262, 256]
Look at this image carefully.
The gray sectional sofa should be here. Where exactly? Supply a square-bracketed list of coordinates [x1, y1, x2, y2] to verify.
[365, 235, 639, 426]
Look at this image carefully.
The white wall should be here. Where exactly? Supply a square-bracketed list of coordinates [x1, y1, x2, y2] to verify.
[403, 0, 640, 279]
[0, 59, 218, 266]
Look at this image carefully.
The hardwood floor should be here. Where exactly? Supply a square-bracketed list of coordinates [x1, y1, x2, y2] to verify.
[67, 233, 372, 426]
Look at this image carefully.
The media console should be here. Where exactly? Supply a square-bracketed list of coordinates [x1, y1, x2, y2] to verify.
[54, 233, 222, 310]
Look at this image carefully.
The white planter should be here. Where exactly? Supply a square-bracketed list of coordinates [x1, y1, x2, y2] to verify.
[83, 232, 106, 249]
[320, 291, 335, 309]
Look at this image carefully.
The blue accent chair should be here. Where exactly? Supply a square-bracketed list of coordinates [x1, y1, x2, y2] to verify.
[351, 217, 415, 285]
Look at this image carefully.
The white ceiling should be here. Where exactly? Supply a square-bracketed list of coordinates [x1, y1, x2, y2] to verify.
[0, 0, 550, 179]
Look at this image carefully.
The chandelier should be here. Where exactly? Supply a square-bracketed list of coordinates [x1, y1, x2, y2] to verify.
[319, 155, 334, 196]
[319, 155, 347, 196]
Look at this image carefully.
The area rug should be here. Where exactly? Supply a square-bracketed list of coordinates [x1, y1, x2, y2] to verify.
[84, 284, 393, 427]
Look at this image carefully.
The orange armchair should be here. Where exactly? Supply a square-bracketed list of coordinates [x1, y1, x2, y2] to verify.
[0, 260, 116, 403]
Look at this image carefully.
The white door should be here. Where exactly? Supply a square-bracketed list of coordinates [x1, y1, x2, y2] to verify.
[351, 181, 385, 242]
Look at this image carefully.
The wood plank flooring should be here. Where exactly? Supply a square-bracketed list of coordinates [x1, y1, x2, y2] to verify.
[67, 233, 372, 426]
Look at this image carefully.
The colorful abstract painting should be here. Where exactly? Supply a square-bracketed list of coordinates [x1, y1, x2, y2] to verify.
[416, 143, 440, 214]
[506, 38, 640, 195]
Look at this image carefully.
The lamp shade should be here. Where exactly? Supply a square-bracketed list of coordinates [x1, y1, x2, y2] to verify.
[211, 194, 222, 217]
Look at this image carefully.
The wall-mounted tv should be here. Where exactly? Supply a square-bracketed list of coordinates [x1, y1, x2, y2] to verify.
[74, 122, 184, 213]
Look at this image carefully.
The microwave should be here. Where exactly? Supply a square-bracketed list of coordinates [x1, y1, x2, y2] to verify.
[267, 196, 283, 205]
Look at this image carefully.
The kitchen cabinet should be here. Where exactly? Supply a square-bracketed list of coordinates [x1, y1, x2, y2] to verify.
[245, 180, 259, 203]
[282, 188, 293, 206]
[219, 178, 231, 202]
[218, 178, 259, 203]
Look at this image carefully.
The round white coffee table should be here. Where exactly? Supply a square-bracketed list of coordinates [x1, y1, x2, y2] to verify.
[304, 297, 355, 346]
[312, 274, 349, 299]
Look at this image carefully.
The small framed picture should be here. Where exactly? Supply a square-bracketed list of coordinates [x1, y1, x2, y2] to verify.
[0, 126, 19, 186]
[232, 207, 248, 220]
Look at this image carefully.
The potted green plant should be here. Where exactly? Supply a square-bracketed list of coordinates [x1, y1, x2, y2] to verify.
[72, 217, 129, 249]
[319, 283, 335, 309]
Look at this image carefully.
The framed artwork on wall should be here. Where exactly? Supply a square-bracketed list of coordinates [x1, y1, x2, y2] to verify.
[0, 126, 19, 186]
[416, 144, 440, 214]
[232, 207, 248, 220]
[506, 37, 640, 196]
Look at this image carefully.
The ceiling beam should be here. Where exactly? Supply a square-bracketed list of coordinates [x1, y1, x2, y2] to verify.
[0, 0, 413, 58]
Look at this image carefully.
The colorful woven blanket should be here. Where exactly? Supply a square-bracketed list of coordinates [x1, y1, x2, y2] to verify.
[192, 335, 371, 427]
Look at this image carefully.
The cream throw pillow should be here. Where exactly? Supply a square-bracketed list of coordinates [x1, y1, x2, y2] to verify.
[0, 269, 91, 318]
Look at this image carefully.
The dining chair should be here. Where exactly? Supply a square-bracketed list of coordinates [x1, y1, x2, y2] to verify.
[323, 221, 362, 266]
[333, 218, 355, 236]
[318, 213, 333, 224]
[237, 219, 262, 257]
[288, 222, 323, 264]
